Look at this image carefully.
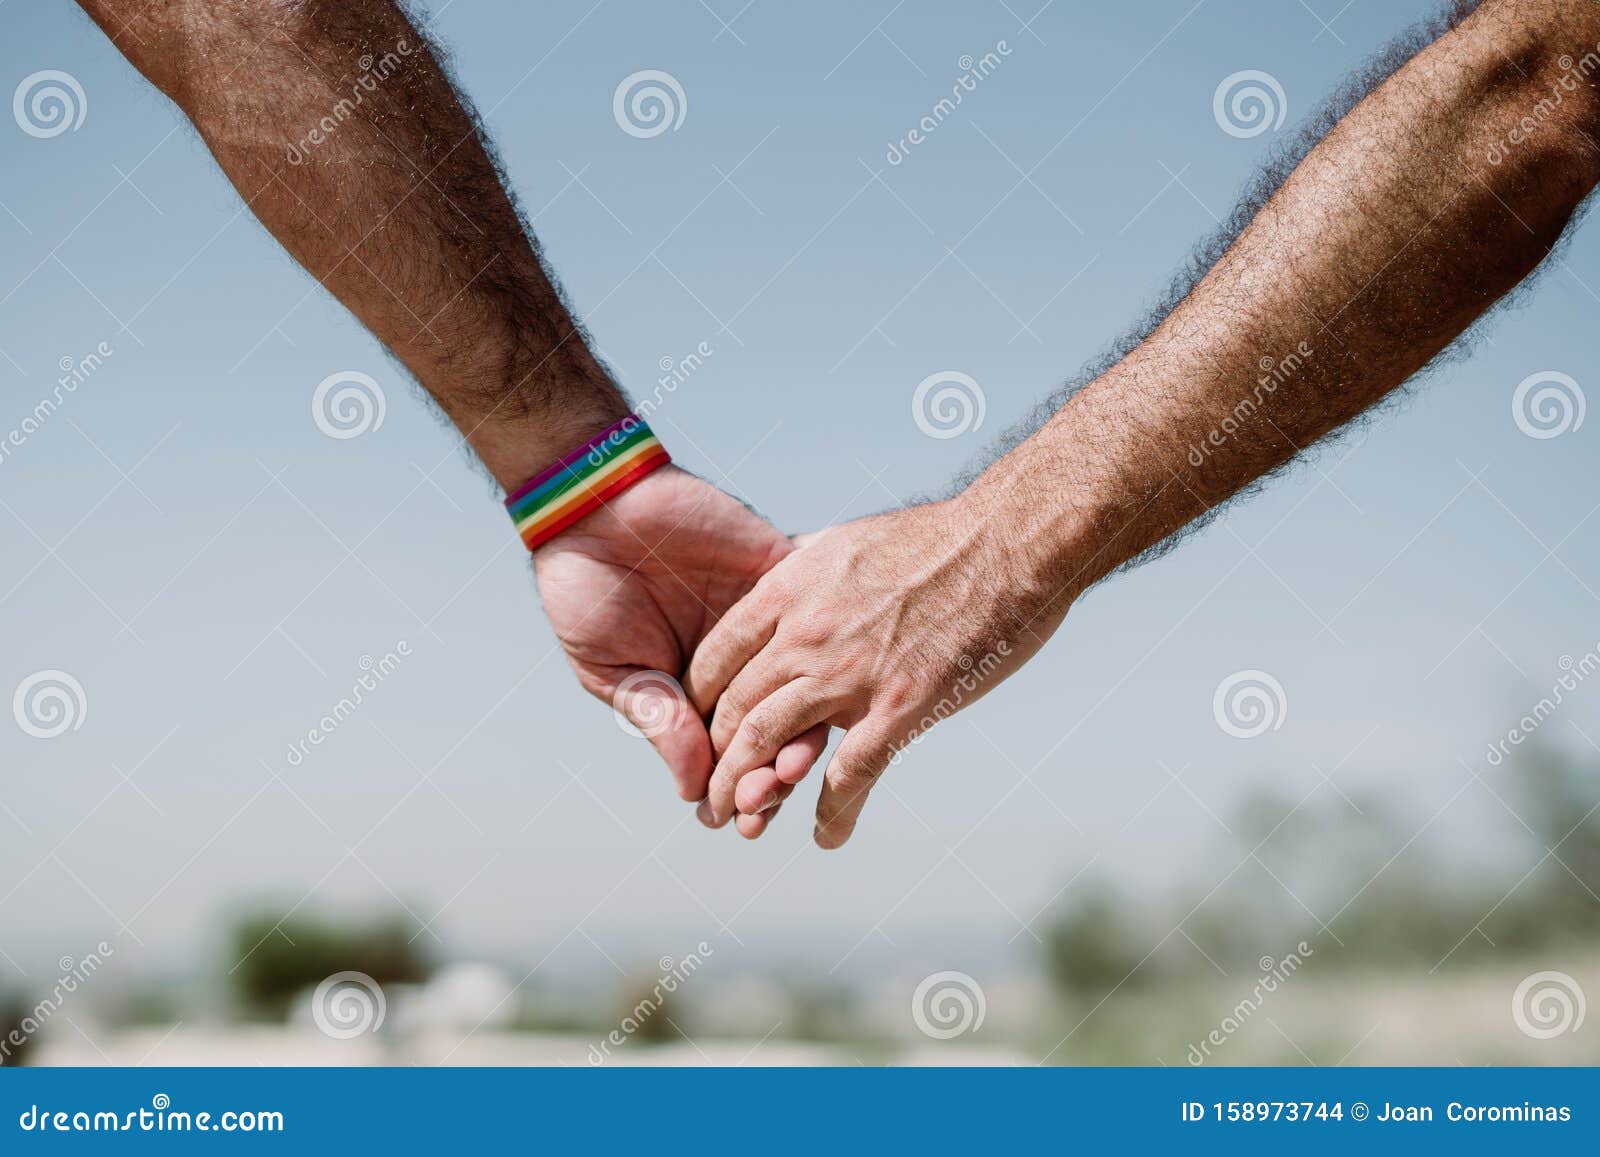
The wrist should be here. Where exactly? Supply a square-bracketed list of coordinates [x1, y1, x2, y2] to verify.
[957, 388, 1151, 609]
[467, 400, 631, 492]
[502, 413, 671, 554]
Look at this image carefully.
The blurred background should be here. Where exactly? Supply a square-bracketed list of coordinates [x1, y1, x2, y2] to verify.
[1, 0, 1597, 1066]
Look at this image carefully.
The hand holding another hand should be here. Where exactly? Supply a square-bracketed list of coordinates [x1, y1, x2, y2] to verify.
[533, 464, 828, 814]
[686, 492, 1076, 848]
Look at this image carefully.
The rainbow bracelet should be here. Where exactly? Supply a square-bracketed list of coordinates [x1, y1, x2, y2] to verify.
[503, 415, 671, 552]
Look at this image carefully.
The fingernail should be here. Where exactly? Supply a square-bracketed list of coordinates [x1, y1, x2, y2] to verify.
[758, 791, 780, 813]
[696, 799, 715, 826]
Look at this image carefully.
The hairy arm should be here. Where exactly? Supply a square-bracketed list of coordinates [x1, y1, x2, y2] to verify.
[690, 0, 1600, 846]
[977, 0, 1600, 603]
[78, 0, 828, 804]
[75, 0, 623, 485]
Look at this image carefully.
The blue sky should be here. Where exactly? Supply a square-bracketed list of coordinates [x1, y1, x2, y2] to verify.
[2, 0, 1598, 987]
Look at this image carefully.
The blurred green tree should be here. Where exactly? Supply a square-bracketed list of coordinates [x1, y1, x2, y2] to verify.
[226, 910, 430, 1019]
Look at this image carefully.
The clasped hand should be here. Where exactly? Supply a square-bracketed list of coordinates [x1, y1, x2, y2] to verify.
[536, 464, 1071, 848]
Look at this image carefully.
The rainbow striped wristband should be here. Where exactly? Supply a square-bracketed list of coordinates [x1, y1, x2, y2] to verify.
[503, 415, 672, 552]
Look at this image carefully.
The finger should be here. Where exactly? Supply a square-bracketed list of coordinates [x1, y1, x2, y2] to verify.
[709, 650, 794, 757]
[814, 720, 898, 850]
[682, 589, 779, 720]
[698, 778, 788, 830]
[736, 723, 829, 812]
[776, 722, 830, 785]
[735, 796, 787, 840]
[611, 670, 710, 802]
[735, 767, 783, 815]
[707, 681, 835, 826]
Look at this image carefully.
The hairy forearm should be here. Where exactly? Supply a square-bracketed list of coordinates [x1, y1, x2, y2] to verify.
[970, 0, 1600, 608]
[78, 0, 625, 486]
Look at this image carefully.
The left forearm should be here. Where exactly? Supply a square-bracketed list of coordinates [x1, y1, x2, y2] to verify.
[79, 0, 627, 488]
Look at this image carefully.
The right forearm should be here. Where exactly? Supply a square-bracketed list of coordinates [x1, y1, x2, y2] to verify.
[968, 0, 1600, 611]
[81, 0, 625, 487]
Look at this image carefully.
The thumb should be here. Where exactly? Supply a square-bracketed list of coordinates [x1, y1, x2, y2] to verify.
[610, 669, 713, 802]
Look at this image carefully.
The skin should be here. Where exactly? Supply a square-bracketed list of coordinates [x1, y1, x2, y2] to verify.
[74, 0, 825, 811]
[693, 0, 1600, 847]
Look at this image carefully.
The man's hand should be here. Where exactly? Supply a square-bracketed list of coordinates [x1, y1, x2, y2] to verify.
[685, 495, 1070, 847]
[537, 466, 828, 809]
[71, 0, 830, 805]
[691, 0, 1600, 849]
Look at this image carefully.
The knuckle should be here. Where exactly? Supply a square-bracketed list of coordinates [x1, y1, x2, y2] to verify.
[740, 710, 773, 755]
[829, 759, 881, 796]
[717, 686, 754, 730]
[874, 676, 923, 719]
[783, 608, 832, 650]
